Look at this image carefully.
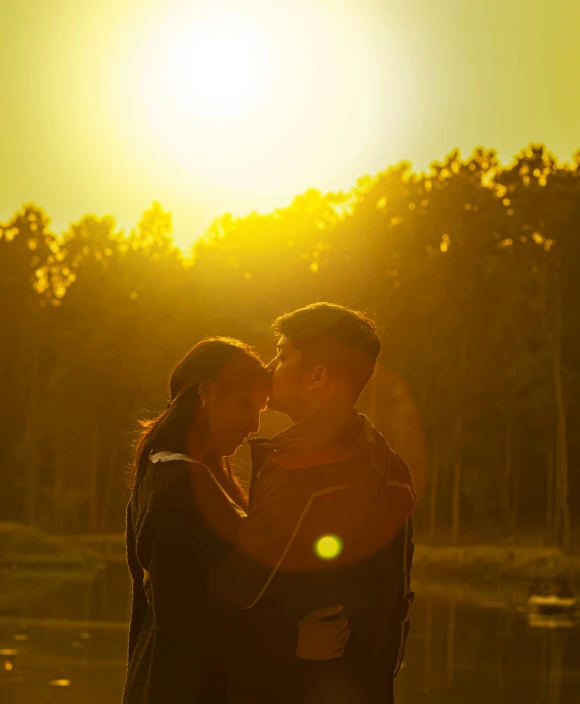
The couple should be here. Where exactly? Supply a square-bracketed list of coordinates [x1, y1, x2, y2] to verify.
[122, 302, 415, 704]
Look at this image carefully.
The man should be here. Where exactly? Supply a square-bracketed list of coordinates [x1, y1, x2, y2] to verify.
[215, 303, 415, 703]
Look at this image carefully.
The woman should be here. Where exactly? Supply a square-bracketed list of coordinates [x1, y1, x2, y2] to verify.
[122, 337, 347, 704]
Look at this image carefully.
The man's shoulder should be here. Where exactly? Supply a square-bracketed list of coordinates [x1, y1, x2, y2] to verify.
[384, 448, 415, 496]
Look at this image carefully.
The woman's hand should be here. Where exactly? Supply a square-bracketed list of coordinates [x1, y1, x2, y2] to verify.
[296, 604, 351, 660]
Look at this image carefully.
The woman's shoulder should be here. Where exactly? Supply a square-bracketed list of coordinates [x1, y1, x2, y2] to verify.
[138, 451, 206, 513]
[149, 451, 199, 467]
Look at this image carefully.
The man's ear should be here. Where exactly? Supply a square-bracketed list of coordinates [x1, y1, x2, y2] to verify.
[307, 365, 328, 390]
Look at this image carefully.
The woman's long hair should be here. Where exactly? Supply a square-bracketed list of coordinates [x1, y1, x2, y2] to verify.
[129, 337, 268, 509]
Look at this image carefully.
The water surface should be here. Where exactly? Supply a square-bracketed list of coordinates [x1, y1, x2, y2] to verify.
[1, 565, 579, 703]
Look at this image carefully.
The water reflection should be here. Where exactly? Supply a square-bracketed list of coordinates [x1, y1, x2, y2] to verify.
[1, 565, 579, 703]
[446, 601, 456, 687]
[396, 594, 580, 704]
[0, 566, 129, 703]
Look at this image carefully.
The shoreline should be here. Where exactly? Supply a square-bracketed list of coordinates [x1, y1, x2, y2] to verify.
[3, 526, 580, 585]
[412, 544, 580, 582]
[63, 536, 580, 581]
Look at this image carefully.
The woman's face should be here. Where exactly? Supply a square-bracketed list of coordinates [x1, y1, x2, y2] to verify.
[204, 381, 269, 456]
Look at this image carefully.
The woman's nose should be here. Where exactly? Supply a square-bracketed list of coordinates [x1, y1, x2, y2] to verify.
[266, 357, 277, 374]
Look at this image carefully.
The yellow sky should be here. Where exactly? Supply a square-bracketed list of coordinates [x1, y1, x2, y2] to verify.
[1, 0, 579, 249]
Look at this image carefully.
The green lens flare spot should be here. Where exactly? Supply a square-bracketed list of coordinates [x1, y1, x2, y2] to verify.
[314, 535, 343, 560]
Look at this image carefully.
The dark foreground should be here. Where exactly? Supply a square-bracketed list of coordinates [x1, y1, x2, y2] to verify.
[1, 565, 579, 704]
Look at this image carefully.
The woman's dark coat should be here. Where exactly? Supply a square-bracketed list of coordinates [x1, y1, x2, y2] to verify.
[122, 452, 297, 704]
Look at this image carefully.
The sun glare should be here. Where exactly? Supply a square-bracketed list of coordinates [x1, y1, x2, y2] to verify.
[159, 13, 273, 121]
[111, 0, 409, 231]
[314, 535, 343, 560]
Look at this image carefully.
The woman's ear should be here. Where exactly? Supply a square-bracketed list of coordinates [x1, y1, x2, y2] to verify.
[198, 378, 216, 409]
[307, 365, 328, 390]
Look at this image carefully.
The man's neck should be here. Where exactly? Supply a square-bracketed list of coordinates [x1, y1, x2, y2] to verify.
[271, 403, 361, 460]
[292, 403, 356, 433]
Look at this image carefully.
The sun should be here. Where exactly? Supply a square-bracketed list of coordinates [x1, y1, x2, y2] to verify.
[117, 1, 397, 213]
[143, 10, 273, 123]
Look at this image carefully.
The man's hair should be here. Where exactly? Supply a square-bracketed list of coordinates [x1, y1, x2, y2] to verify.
[273, 302, 381, 399]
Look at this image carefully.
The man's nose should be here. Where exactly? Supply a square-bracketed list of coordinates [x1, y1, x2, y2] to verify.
[266, 357, 276, 374]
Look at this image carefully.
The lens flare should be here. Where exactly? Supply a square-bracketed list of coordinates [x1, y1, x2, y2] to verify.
[314, 535, 343, 560]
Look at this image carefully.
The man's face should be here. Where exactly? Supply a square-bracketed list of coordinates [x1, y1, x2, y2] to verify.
[266, 335, 310, 419]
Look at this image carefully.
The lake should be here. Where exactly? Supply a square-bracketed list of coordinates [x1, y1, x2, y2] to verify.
[1, 565, 579, 703]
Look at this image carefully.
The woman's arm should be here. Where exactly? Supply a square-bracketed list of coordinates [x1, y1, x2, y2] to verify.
[126, 501, 147, 662]
[143, 479, 344, 680]
[144, 503, 300, 667]
[145, 506, 208, 650]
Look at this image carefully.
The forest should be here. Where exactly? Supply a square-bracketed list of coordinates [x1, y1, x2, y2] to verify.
[1, 144, 578, 549]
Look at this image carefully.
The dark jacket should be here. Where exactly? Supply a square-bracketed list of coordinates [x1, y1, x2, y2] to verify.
[122, 451, 299, 704]
[215, 412, 415, 704]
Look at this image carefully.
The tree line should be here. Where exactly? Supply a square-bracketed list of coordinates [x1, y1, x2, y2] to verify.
[1, 144, 578, 548]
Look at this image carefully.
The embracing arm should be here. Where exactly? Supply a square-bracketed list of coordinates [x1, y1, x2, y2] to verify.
[212, 465, 299, 610]
[142, 500, 300, 676]
[212, 466, 350, 665]
[145, 503, 298, 674]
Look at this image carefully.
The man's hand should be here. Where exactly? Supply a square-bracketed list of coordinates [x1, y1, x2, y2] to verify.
[296, 604, 351, 660]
